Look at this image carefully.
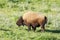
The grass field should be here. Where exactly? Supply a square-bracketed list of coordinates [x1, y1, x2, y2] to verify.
[0, 0, 60, 40]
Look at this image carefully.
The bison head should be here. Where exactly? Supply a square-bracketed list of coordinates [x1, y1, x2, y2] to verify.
[16, 16, 24, 26]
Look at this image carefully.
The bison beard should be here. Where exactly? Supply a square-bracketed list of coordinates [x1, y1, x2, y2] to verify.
[16, 11, 47, 32]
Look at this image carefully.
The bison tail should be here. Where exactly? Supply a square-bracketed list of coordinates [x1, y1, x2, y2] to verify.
[44, 16, 47, 24]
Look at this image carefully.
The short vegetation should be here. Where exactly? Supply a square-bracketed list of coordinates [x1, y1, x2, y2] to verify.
[0, 0, 60, 40]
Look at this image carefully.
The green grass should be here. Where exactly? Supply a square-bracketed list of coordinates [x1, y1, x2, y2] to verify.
[0, 0, 60, 40]
[0, 11, 60, 40]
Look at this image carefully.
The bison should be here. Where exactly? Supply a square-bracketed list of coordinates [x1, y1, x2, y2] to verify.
[16, 11, 47, 32]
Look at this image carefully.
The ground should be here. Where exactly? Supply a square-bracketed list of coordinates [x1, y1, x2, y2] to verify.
[0, 0, 60, 40]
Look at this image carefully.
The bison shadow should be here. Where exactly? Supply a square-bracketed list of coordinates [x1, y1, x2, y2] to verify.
[37, 29, 60, 33]
[0, 28, 11, 31]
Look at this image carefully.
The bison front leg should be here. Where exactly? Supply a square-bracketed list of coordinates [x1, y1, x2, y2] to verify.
[26, 24, 31, 31]
[28, 26, 31, 31]
[24, 22, 31, 31]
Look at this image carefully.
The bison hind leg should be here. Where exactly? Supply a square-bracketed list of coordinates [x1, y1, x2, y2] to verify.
[40, 24, 45, 32]
[32, 27, 36, 32]
[32, 25, 36, 32]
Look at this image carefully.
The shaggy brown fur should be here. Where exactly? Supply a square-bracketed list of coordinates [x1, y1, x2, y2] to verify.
[16, 16, 24, 26]
[16, 11, 47, 31]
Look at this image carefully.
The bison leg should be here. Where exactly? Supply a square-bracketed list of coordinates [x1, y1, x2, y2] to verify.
[26, 24, 31, 31]
[32, 27, 36, 32]
[41, 25, 45, 32]
[32, 25, 36, 32]
[24, 22, 31, 31]
[28, 26, 31, 31]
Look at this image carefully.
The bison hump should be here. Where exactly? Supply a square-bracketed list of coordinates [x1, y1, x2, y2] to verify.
[23, 12, 39, 21]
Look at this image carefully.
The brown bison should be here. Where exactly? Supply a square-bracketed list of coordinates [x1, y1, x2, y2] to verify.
[16, 11, 47, 31]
